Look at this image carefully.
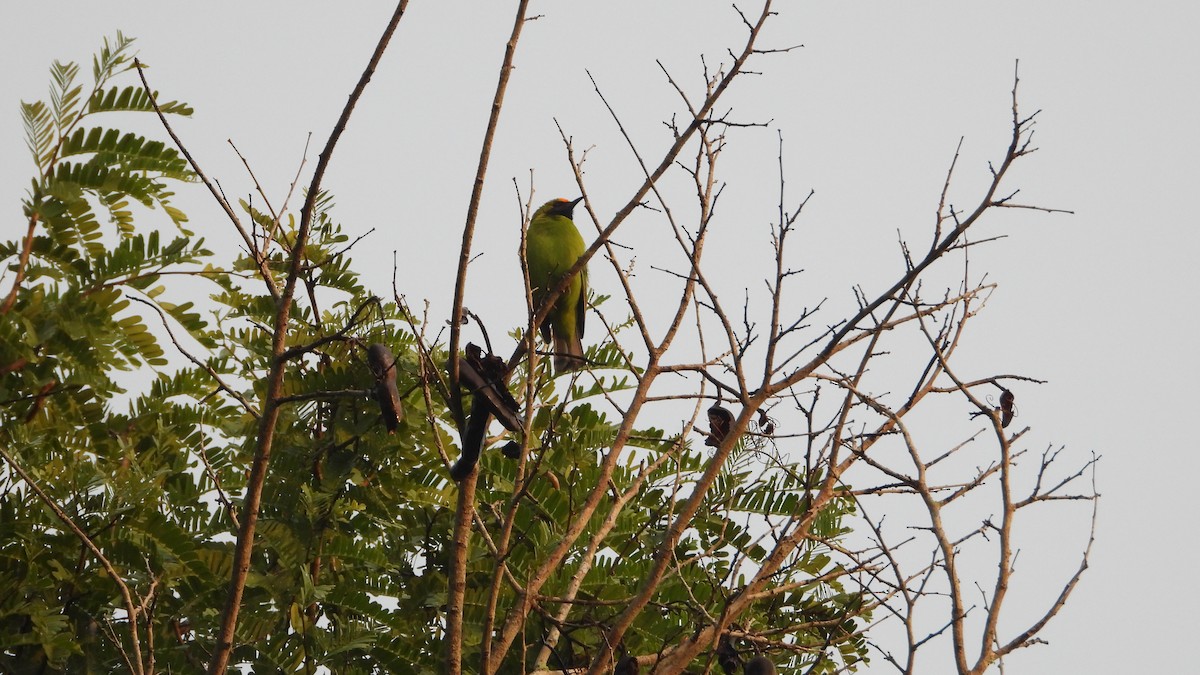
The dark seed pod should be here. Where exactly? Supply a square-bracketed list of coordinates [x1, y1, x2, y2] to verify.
[367, 343, 404, 432]
[744, 655, 776, 675]
[614, 655, 640, 675]
[706, 403, 735, 447]
[999, 389, 1016, 428]
[757, 408, 775, 436]
[716, 635, 743, 674]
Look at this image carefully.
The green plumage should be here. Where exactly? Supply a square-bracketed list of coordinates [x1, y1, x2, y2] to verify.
[525, 197, 587, 371]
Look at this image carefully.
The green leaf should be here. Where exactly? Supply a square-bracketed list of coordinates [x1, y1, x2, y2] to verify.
[88, 85, 193, 116]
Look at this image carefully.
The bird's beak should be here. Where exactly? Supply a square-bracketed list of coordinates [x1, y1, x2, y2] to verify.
[559, 196, 584, 218]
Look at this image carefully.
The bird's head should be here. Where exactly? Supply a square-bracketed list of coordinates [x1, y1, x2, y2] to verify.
[535, 196, 583, 220]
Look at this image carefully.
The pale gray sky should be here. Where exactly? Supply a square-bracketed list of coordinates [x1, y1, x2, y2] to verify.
[2, 2, 1197, 673]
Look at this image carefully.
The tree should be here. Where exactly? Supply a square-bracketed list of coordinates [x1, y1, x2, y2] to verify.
[0, 4, 1096, 674]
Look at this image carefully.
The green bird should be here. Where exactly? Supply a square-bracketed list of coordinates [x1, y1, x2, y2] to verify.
[525, 197, 587, 372]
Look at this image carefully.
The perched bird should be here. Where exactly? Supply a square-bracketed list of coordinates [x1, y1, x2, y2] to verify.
[743, 655, 776, 675]
[366, 343, 404, 432]
[525, 197, 587, 372]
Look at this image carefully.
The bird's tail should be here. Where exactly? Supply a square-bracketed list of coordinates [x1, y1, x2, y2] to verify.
[553, 334, 586, 372]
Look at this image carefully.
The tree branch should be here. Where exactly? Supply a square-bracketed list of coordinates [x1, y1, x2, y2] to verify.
[206, 3, 410, 671]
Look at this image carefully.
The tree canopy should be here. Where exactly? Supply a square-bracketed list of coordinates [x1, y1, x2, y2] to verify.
[0, 10, 1096, 675]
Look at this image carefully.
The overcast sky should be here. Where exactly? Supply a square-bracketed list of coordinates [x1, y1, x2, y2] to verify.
[2, 2, 1197, 673]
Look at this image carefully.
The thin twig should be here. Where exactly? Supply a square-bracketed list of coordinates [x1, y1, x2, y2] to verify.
[135, 60, 281, 303]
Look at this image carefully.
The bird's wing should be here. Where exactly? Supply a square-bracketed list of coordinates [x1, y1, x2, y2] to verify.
[576, 268, 587, 340]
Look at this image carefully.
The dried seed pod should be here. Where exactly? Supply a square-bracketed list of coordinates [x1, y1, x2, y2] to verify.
[756, 408, 775, 436]
[459, 342, 522, 432]
[744, 655, 776, 675]
[716, 635, 743, 674]
[500, 440, 521, 459]
[614, 655, 639, 675]
[998, 389, 1016, 428]
[367, 343, 404, 432]
[450, 394, 489, 481]
[706, 403, 735, 447]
